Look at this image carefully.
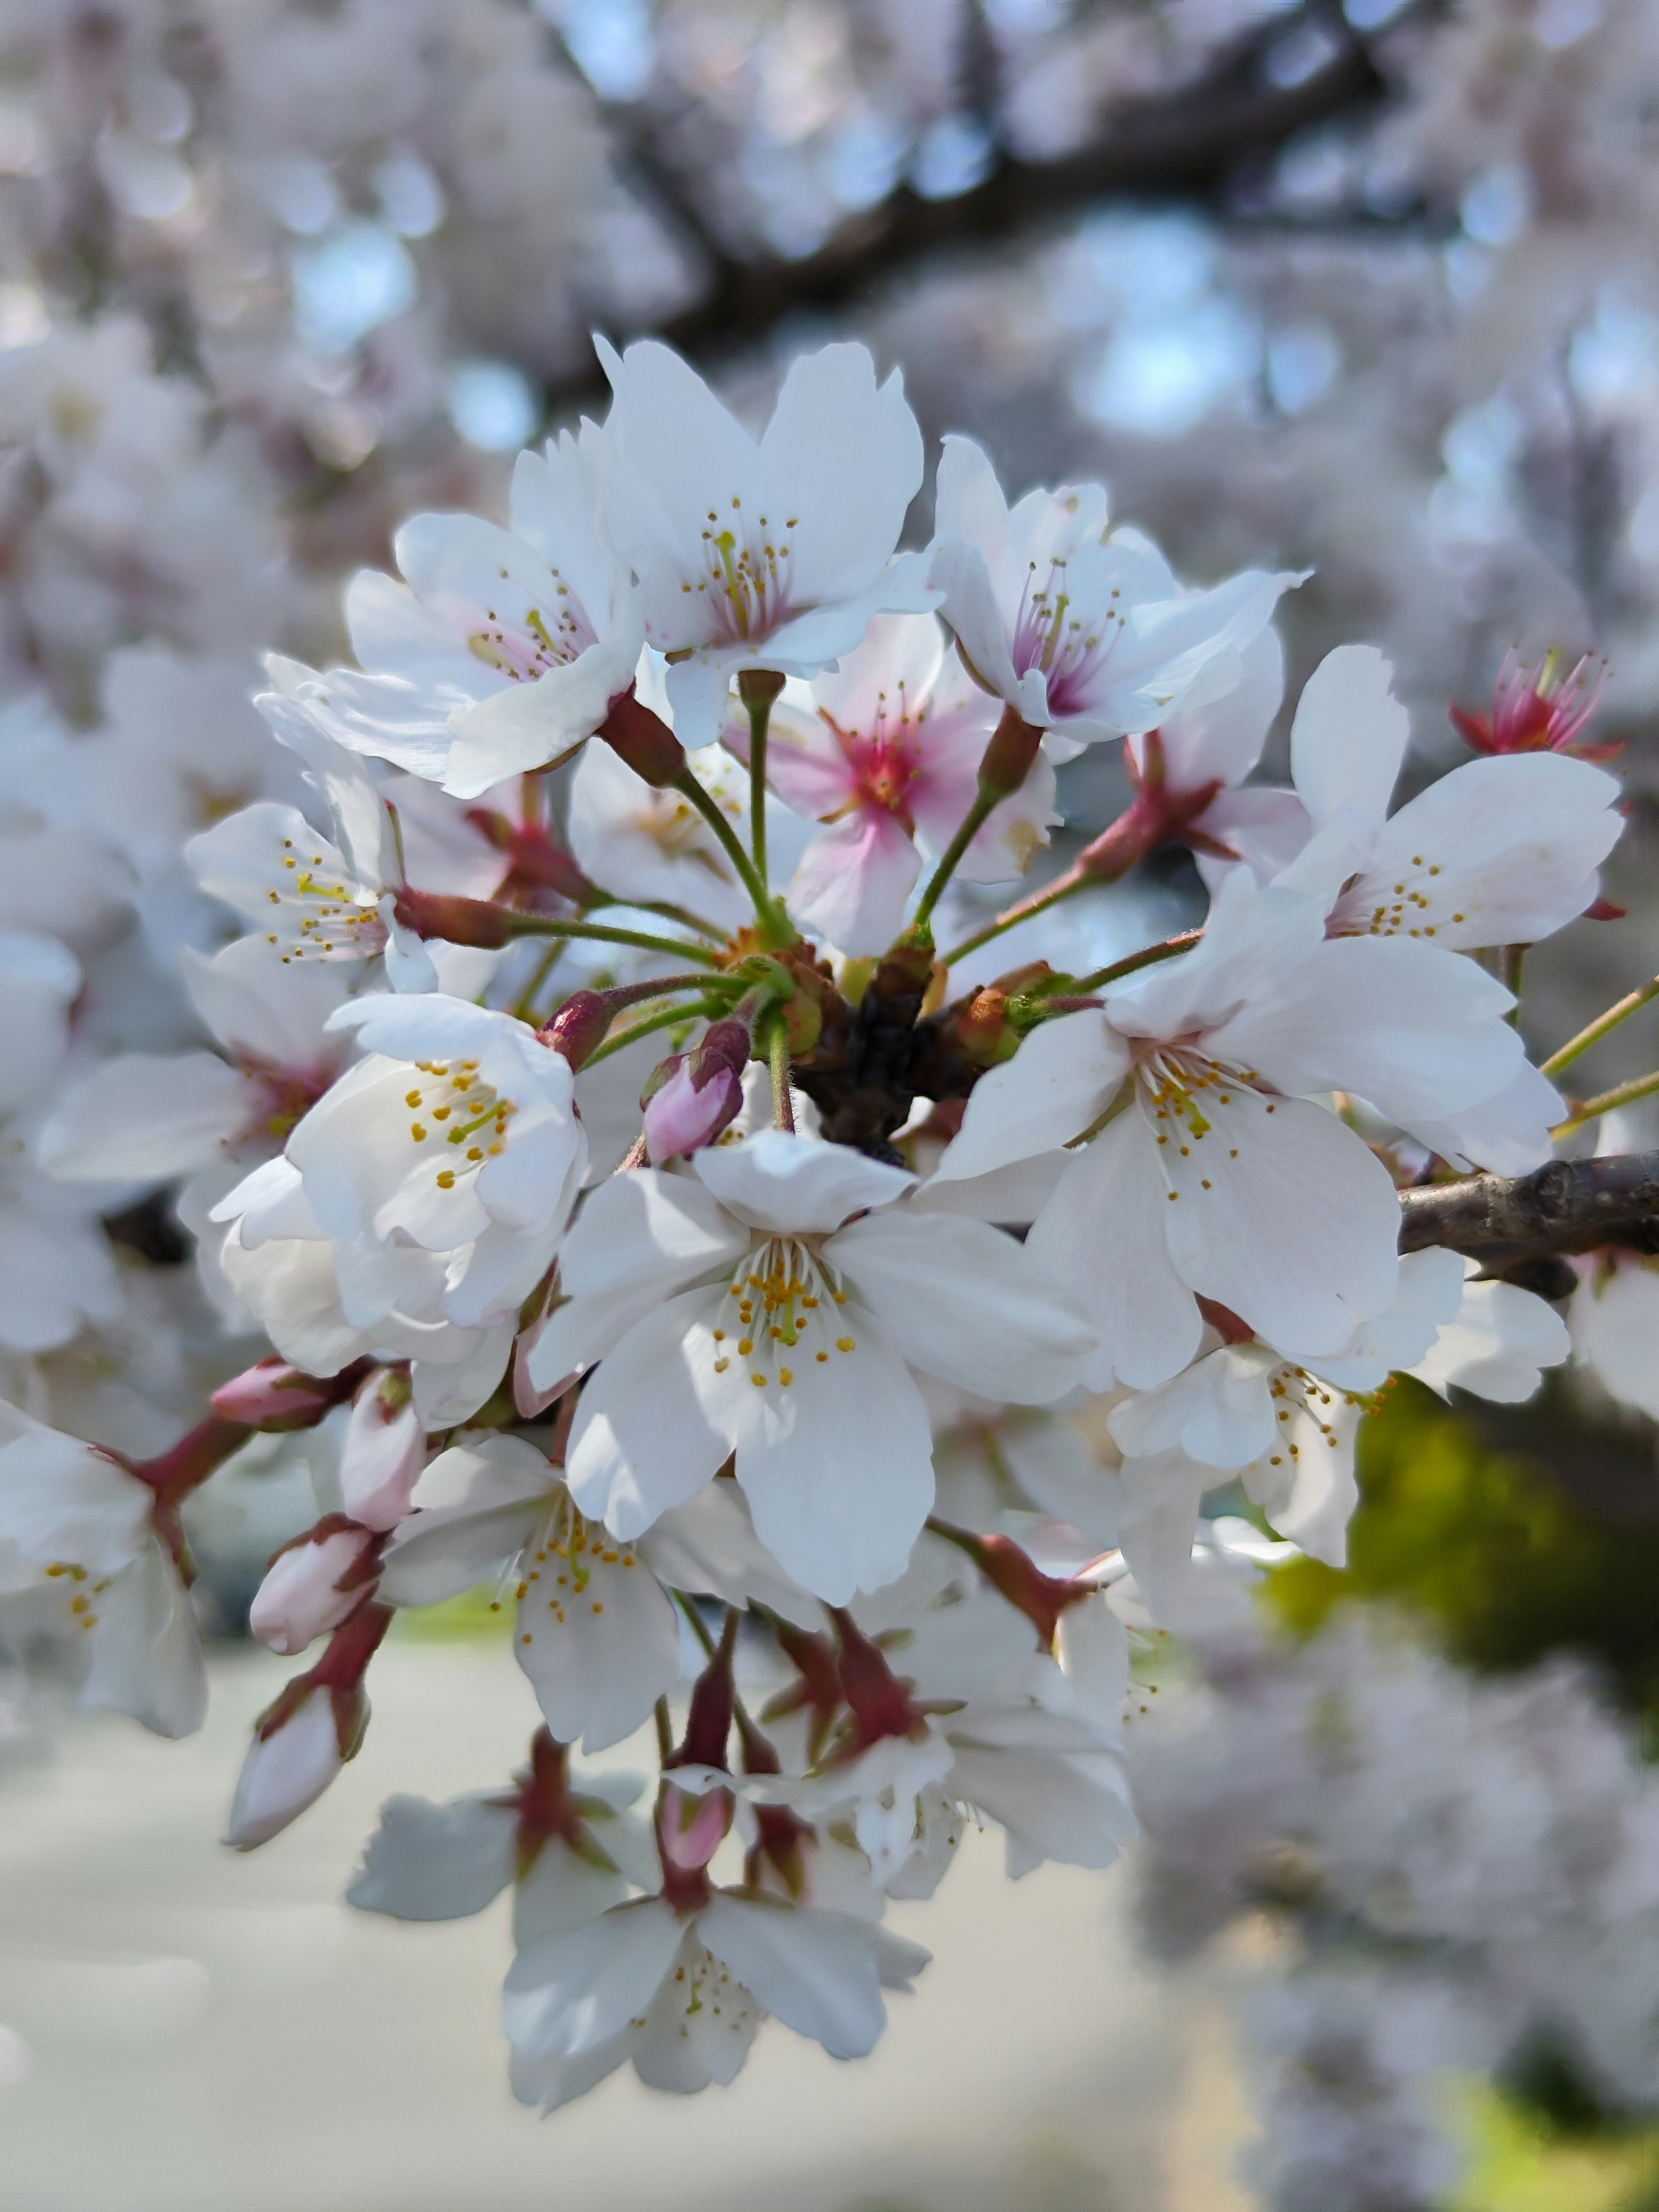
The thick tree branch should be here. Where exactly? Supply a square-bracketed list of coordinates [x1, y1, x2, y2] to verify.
[552, 8, 1405, 408]
[1397, 1153, 1659, 1270]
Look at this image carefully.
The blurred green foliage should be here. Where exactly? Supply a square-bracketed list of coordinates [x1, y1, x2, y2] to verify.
[1264, 1379, 1659, 1733]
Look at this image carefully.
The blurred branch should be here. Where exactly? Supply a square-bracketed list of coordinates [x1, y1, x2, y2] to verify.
[548, 3, 1408, 408]
[1398, 1153, 1659, 1268]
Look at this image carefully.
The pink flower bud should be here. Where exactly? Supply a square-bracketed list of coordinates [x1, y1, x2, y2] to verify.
[249, 1521, 380, 1657]
[658, 1780, 732, 1872]
[339, 1368, 423, 1531]
[226, 1603, 390, 1851]
[209, 1357, 354, 1431]
[538, 990, 610, 1069]
[225, 1685, 347, 1850]
[643, 1057, 743, 1163]
[642, 1020, 750, 1163]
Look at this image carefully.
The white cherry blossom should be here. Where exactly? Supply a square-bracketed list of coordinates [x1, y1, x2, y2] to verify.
[210, 995, 586, 1423]
[0, 1407, 205, 1739]
[931, 867, 1526, 1385]
[247, 432, 645, 799]
[1215, 645, 1624, 954]
[534, 1130, 1096, 1602]
[591, 337, 937, 746]
[188, 683, 436, 988]
[504, 1886, 928, 2110]
[927, 433, 1299, 750]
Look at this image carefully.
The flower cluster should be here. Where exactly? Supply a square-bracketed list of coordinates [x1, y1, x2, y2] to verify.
[1, 329, 1651, 2116]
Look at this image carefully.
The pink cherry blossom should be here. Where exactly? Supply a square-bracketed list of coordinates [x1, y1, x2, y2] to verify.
[732, 613, 1058, 954]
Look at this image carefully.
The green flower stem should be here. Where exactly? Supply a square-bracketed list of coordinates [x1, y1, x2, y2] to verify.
[942, 868, 1089, 967]
[1552, 1067, 1659, 1141]
[766, 1009, 795, 1131]
[501, 912, 726, 967]
[739, 672, 785, 895]
[579, 995, 730, 1070]
[912, 788, 1000, 934]
[1542, 973, 1659, 1079]
[671, 766, 785, 938]
[1067, 928, 1204, 996]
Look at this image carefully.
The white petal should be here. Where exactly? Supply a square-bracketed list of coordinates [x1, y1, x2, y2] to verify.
[1570, 1261, 1659, 1420]
[639, 1480, 820, 1628]
[442, 641, 640, 799]
[1158, 1090, 1400, 1357]
[929, 1011, 1129, 1183]
[761, 345, 923, 604]
[83, 1543, 207, 1740]
[504, 1897, 683, 2059]
[698, 1896, 889, 2059]
[560, 1168, 749, 1301]
[1290, 643, 1408, 833]
[38, 1054, 255, 1182]
[1026, 1118, 1202, 1390]
[829, 1211, 1095, 1404]
[563, 1289, 737, 1540]
[1211, 935, 1522, 1125]
[730, 1307, 934, 1602]
[1107, 1344, 1279, 1468]
[1417, 1273, 1569, 1404]
[1407, 1059, 1563, 1176]
[515, 1538, 682, 1754]
[1116, 1450, 1217, 1630]
[694, 1128, 913, 1234]
[347, 1792, 518, 1919]
[1336, 752, 1622, 951]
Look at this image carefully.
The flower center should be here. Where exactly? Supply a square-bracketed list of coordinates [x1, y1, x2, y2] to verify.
[41, 1557, 112, 1633]
[402, 1059, 519, 1191]
[467, 575, 596, 682]
[690, 498, 798, 646]
[1256, 1364, 1370, 1476]
[707, 1236, 857, 1391]
[264, 834, 385, 963]
[1009, 558, 1127, 714]
[1330, 851, 1466, 942]
[497, 1486, 642, 1641]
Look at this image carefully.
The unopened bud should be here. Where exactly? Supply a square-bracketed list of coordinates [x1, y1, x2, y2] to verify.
[392, 887, 513, 949]
[976, 702, 1044, 800]
[226, 1684, 349, 1850]
[210, 1356, 364, 1432]
[642, 1020, 750, 1163]
[538, 990, 611, 1070]
[657, 1780, 732, 1873]
[597, 689, 686, 789]
[956, 987, 1018, 1069]
[339, 1367, 423, 1532]
[226, 1602, 391, 1850]
[250, 1517, 381, 1657]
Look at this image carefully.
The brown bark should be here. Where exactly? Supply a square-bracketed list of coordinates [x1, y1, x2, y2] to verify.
[1397, 1153, 1659, 1270]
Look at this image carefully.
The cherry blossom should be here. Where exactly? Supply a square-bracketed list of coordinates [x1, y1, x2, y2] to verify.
[249, 433, 646, 799]
[0, 1407, 205, 1739]
[590, 337, 937, 746]
[533, 1130, 1096, 1602]
[927, 433, 1300, 750]
[1207, 645, 1624, 957]
[730, 612, 1058, 955]
[505, 1885, 928, 2110]
[930, 867, 1528, 1384]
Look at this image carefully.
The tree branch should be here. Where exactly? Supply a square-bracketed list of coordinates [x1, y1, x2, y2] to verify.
[551, 7, 1403, 409]
[1398, 1153, 1659, 1270]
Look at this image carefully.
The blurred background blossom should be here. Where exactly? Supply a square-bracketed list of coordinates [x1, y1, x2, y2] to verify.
[4, 3, 1659, 2206]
